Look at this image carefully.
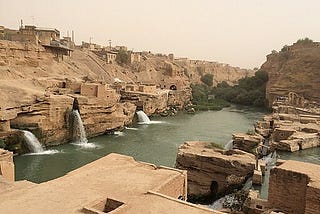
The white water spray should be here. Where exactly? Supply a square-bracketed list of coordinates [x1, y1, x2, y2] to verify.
[136, 110, 151, 123]
[22, 131, 59, 155]
[71, 110, 96, 148]
[136, 110, 164, 124]
[22, 130, 44, 153]
[72, 110, 88, 144]
[224, 140, 234, 150]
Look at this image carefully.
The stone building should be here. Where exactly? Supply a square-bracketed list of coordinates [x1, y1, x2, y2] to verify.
[80, 83, 117, 99]
[10, 25, 39, 45]
[60, 36, 75, 49]
[1, 25, 61, 46]
[106, 51, 117, 64]
[35, 26, 60, 45]
[129, 51, 141, 63]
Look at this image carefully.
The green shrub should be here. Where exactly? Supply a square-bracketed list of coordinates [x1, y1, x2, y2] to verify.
[116, 50, 129, 65]
[200, 73, 213, 86]
[213, 70, 268, 107]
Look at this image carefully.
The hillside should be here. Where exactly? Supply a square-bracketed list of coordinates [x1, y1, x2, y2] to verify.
[0, 40, 252, 108]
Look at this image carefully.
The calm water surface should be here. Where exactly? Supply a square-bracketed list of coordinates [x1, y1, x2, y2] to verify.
[14, 106, 319, 183]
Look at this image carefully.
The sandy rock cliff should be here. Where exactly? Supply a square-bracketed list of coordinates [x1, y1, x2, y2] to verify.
[261, 41, 320, 106]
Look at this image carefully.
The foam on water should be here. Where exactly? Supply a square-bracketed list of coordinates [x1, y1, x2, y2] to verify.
[25, 150, 60, 156]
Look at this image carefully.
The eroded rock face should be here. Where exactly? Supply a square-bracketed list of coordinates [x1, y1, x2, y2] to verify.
[261, 41, 320, 106]
[1, 91, 135, 149]
[232, 133, 264, 153]
[175, 141, 255, 202]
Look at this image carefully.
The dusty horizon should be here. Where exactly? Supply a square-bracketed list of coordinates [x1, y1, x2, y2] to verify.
[1, 0, 319, 69]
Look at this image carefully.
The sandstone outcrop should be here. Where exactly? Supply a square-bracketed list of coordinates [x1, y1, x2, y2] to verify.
[175, 141, 255, 201]
[175, 59, 254, 86]
[232, 133, 264, 153]
[261, 41, 320, 106]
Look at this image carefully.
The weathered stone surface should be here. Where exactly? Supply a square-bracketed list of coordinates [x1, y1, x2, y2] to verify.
[268, 160, 320, 214]
[0, 149, 14, 181]
[232, 133, 263, 153]
[262, 41, 320, 106]
[0, 153, 222, 214]
[175, 141, 255, 198]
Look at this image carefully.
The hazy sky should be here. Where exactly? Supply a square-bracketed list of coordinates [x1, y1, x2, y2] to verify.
[1, 0, 319, 68]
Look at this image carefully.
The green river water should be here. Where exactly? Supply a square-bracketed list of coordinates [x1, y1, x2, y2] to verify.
[14, 106, 320, 184]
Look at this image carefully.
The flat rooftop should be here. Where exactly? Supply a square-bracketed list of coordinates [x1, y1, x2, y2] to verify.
[276, 160, 320, 188]
[0, 153, 221, 213]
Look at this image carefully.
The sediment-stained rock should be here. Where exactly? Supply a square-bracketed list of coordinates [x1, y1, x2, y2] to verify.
[232, 133, 263, 153]
[175, 141, 255, 200]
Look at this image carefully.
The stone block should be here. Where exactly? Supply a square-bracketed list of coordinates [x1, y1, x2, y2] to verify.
[0, 161, 14, 181]
[252, 170, 262, 185]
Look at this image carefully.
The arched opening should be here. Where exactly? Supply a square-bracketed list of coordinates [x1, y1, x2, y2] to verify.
[210, 181, 218, 197]
[170, 85, 177, 90]
[72, 98, 80, 112]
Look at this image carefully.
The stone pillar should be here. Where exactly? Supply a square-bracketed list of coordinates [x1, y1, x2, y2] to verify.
[0, 149, 15, 181]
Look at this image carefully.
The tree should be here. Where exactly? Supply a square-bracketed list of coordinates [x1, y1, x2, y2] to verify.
[116, 50, 129, 65]
[200, 73, 213, 87]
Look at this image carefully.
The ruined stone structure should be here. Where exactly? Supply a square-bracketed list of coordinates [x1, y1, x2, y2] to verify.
[175, 141, 255, 199]
[251, 92, 320, 153]
[0, 153, 223, 214]
[268, 160, 320, 214]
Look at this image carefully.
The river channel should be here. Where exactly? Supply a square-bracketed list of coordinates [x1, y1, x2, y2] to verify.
[14, 106, 320, 184]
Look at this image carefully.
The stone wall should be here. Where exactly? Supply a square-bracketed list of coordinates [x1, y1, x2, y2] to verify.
[305, 186, 320, 214]
[268, 168, 308, 214]
[267, 160, 320, 214]
[155, 169, 187, 200]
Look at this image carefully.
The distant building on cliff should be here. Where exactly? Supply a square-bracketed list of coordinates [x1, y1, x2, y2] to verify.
[0, 24, 75, 50]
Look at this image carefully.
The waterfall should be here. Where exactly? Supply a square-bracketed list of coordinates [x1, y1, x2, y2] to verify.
[22, 130, 44, 153]
[224, 140, 234, 150]
[72, 110, 88, 144]
[136, 110, 151, 123]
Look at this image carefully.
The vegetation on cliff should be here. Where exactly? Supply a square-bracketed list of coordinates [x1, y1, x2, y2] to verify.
[190, 83, 230, 111]
[191, 70, 268, 109]
[116, 50, 130, 65]
[213, 70, 268, 107]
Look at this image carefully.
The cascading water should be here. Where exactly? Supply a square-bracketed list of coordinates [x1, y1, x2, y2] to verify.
[22, 130, 44, 153]
[224, 140, 234, 150]
[136, 110, 151, 123]
[71, 110, 88, 144]
[136, 110, 163, 124]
